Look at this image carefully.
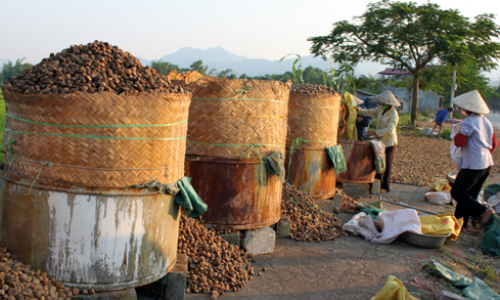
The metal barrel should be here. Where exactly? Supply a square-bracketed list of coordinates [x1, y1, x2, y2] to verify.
[0, 171, 180, 292]
[185, 156, 282, 230]
[285, 147, 336, 201]
[337, 139, 376, 183]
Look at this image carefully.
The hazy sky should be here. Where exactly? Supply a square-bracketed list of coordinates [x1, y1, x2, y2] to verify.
[1, 0, 500, 79]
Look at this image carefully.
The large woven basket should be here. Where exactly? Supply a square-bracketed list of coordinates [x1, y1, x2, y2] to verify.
[187, 78, 291, 159]
[287, 91, 342, 149]
[2, 90, 191, 187]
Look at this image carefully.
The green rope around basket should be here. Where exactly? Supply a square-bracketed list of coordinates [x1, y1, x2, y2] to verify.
[286, 137, 334, 183]
[2, 114, 188, 164]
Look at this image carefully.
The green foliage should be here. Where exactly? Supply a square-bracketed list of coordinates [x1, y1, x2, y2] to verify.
[279, 53, 304, 84]
[452, 110, 466, 119]
[150, 60, 185, 75]
[353, 74, 384, 94]
[441, 129, 452, 140]
[0, 89, 5, 161]
[327, 61, 356, 94]
[308, 0, 500, 126]
[217, 68, 236, 79]
[189, 60, 216, 76]
[2, 58, 33, 83]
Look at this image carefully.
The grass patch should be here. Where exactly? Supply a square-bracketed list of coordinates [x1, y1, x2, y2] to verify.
[453, 110, 466, 120]
[441, 129, 452, 140]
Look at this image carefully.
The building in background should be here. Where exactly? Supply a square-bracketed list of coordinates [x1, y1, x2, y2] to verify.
[378, 68, 442, 112]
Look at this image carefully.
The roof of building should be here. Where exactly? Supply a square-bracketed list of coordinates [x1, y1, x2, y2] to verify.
[378, 68, 411, 76]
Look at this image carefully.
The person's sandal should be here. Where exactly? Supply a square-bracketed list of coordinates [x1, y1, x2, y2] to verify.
[479, 208, 495, 228]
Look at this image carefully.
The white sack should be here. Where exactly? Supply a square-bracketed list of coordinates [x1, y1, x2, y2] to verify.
[450, 123, 462, 171]
[425, 192, 452, 205]
[342, 212, 379, 241]
[371, 209, 422, 244]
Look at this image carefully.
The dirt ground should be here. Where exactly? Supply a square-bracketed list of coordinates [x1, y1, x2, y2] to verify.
[181, 183, 500, 300]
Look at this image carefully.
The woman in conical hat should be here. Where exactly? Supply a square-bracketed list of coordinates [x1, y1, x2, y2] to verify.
[357, 90, 400, 192]
[451, 90, 497, 228]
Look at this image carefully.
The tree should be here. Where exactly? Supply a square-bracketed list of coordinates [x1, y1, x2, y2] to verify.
[189, 60, 216, 76]
[217, 68, 236, 78]
[2, 58, 33, 83]
[309, 0, 500, 126]
[150, 60, 185, 75]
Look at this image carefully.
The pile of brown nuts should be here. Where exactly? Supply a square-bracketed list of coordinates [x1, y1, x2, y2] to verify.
[2, 41, 183, 95]
[290, 83, 338, 95]
[281, 184, 346, 242]
[178, 215, 255, 297]
[0, 247, 94, 300]
[332, 190, 360, 214]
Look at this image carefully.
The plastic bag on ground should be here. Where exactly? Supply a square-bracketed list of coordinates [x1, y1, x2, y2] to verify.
[372, 209, 422, 244]
[450, 124, 462, 171]
[424, 191, 451, 205]
[481, 214, 500, 256]
[487, 194, 500, 213]
[430, 179, 452, 192]
[370, 275, 419, 300]
[463, 277, 500, 300]
[427, 261, 500, 299]
[419, 214, 463, 241]
[426, 261, 474, 287]
[342, 212, 379, 241]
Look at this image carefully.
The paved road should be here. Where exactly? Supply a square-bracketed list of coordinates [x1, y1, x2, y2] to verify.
[487, 112, 500, 128]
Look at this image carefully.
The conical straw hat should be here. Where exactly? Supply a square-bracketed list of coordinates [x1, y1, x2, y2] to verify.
[354, 95, 364, 105]
[373, 90, 401, 107]
[452, 90, 490, 114]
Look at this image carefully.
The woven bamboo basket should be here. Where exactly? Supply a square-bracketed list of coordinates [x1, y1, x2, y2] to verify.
[187, 78, 291, 159]
[287, 91, 342, 149]
[2, 90, 191, 187]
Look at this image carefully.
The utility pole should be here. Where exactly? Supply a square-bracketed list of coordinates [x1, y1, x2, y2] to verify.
[449, 67, 457, 118]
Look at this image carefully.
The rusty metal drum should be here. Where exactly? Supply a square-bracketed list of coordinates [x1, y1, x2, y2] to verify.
[185, 156, 282, 230]
[285, 147, 336, 201]
[0, 171, 180, 292]
[337, 139, 377, 183]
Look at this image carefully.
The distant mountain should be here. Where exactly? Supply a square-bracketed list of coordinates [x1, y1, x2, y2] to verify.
[140, 47, 384, 77]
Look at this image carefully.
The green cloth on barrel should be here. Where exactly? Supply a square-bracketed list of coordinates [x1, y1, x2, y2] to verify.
[481, 214, 500, 256]
[264, 151, 285, 182]
[132, 177, 207, 218]
[326, 145, 347, 174]
[175, 177, 207, 218]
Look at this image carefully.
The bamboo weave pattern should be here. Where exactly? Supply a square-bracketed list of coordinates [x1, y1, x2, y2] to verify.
[2, 90, 191, 187]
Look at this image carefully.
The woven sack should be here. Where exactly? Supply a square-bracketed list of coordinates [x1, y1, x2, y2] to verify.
[2, 90, 191, 187]
[287, 90, 341, 149]
[187, 78, 291, 159]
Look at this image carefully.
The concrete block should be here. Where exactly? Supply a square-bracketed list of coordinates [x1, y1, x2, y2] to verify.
[165, 254, 188, 300]
[277, 217, 290, 238]
[242, 227, 276, 255]
[439, 291, 469, 300]
[71, 289, 136, 300]
[218, 233, 240, 246]
[371, 179, 381, 195]
[315, 199, 334, 213]
[342, 183, 370, 198]
[332, 194, 344, 208]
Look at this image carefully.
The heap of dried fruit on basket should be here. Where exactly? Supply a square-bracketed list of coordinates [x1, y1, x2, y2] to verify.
[2, 41, 183, 95]
[178, 215, 255, 297]
[281, 184, 346, 242]
[0, 247, 93, 300]
[290, 83, 337, 94]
